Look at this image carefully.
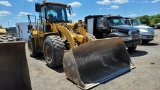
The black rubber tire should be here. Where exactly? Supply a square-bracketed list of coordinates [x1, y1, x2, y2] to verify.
[0, 35, 14, 42]
[142, 40, 150, 44]
[43, 35, 65, 68]
[88, 33, 96, 41]
[27, 36, 38, 57]
[128, 45, 137, 51]
[154, 25, 157, 29]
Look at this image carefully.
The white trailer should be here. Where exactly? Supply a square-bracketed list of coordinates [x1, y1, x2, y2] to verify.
[16, 22, 35, 41]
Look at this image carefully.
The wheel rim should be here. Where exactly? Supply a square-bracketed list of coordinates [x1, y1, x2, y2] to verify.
[28, 40, 32, 53]
[44, 44, 52, 63]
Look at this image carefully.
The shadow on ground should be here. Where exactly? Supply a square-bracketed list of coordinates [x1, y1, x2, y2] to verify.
[66, 70, 134, 90]
[89, 69, 134, 90]
[30, 54, 64, 73]
[47, 66, 64, 73]
[33, 56, 45, 61]
[128, 50, 148, 57]
[140, 43, 159, 46]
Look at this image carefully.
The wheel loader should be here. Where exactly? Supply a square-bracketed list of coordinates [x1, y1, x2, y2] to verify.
[0, 28, 31, 89]
[27, 0, 134, 89]
[0, 28, 14, 42]
[0, 27, 21, 42]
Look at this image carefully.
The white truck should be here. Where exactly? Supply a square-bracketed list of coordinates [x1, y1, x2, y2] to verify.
[124, 17, 154, 43]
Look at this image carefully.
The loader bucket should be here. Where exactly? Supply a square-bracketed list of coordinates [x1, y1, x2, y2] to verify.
[0, 42, 31, 90]
[63, 38, 134, 89]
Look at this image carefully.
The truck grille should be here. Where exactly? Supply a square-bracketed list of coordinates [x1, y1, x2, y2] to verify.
[131, 31, 141, 39]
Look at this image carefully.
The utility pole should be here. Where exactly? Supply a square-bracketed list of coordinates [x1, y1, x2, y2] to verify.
[8, 22, 10, 28]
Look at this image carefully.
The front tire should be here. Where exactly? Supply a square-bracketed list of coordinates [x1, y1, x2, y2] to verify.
[128, 45, 137, 51]
[43, 35, 65, 68]
[142, 40, 150, 44]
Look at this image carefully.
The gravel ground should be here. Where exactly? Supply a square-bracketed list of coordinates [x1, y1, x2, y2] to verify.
[26, 29, 160, 90]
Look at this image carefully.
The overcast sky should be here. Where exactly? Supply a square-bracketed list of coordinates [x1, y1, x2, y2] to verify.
[0, 0, 160, 27]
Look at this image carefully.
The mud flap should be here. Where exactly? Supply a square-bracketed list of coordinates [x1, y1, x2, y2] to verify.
[0, 42, 32, 90]
[63, 38, 134, 89]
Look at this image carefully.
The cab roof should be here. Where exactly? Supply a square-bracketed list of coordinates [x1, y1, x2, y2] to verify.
[41, 2, 67, 6]
[123, 17, 136, 19]
[85, 14, 123, 18]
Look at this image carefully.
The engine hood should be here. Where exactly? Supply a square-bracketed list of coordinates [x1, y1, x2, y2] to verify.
[134, 25, 154, 35]
[134, 25, 154, 31]
[111, 25, 139, 34]
[134, 25, 153, 29]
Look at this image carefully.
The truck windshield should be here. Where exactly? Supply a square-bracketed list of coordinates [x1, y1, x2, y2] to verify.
[47, 4, 68, 22]
[131, 19, 142, 26]
[108, 17, 125, 26]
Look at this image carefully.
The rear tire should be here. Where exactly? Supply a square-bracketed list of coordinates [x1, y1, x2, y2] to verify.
[27, 36, 39, 57]
[128, 45, 137, 51]
[43, 35, 65, 68]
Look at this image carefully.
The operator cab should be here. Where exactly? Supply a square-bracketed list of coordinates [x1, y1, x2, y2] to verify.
[28, 2, 73, 32]
[35, 2, 72, 23]
[45, 4, 68, 23]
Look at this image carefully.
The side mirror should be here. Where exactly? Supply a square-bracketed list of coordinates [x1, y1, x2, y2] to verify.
[28, 25, 33, 30]
[67, 5, 73, 15]
[35, 3, 41, 12]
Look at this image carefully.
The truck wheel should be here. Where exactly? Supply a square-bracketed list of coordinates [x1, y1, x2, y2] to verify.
[128, 45, 137, 51]
[154, 25, 157, 29]
[27, 36, 38, 57]
[43, 35, 65, 68]
[88, 33, 96, 41]
[142, 40, 150, 44]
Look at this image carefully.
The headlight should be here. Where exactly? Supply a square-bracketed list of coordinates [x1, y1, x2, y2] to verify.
[124, 37, 132, 41]
[140, 28, 148, 32]
[140, 28, 150, 35]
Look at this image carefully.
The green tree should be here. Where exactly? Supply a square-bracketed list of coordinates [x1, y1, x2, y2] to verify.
[137, 15, 150, 26]
[154, 14, 160, 24]
[136, 14, 160, 27]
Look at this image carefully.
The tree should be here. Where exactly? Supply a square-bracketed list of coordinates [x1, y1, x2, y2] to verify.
[154, 14, 160, 24]
[136, 14, 160, 27]
[138, 15, 150, 26]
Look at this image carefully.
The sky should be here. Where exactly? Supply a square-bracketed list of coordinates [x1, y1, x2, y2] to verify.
[0, 0, 160, 28]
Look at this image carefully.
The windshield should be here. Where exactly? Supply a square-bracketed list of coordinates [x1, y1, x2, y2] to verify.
[47, 5, 68, 22]
[131, 19, 142, 26]
[108, 17, 125, 26]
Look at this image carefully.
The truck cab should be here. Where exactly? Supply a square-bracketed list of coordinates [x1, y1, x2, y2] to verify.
[124, 17, 154, 43]
[84, 15, 142, 50]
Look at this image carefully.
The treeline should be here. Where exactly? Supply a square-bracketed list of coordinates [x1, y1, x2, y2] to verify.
[136, 14, 160, 27]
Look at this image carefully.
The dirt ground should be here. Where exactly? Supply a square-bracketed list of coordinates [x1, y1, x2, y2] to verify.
[26, 29, 160, 90]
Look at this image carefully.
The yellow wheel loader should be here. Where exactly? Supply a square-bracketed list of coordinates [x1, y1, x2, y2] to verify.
[27, 0, 134, 89]
[0, 29, 31, 89]
[0, 28, 14, 42]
